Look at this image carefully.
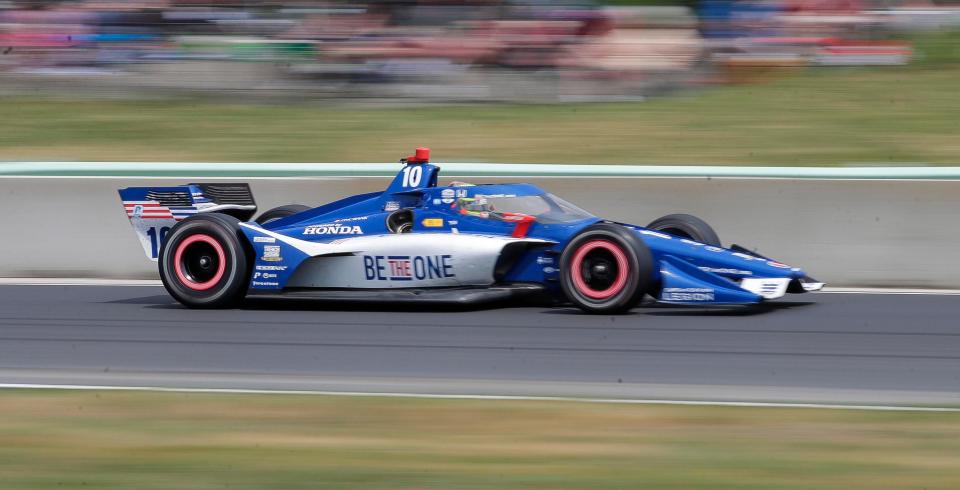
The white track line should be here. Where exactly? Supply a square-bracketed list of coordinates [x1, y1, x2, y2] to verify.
[2, 278, 960, 296]
[0, 383, 957, 412]
[820, 287, 960, 295]
[0, 278, 161, 286]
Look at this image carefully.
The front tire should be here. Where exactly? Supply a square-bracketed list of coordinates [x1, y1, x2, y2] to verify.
[159, 213, 252, 308]
[560, 223, 653, 314]
[646, 214, 721, 247]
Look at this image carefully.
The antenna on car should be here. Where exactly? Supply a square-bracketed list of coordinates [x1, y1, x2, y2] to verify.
[400, 147, 430, 165]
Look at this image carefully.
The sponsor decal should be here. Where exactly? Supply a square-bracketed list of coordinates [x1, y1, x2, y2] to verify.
[662, 287, 715, 302]
[262, 245, 282, 262]
[251, 281, 280, 287]
[253, 236, 275, 243]
[447, 220, 458, 225]
[536, 256, 554, 265]
[681, 239, 703, 246]
[255, 265, 287, 271]
[303, 224, 364, 235]
[767, 261, 791, 269]
[363, 255, 455, 281]
[543, 266, 557, 274]
[335, 216, 368, 222]
[732, 252, 761, 261]
[123, 201, 175, 220]
[699, 267, 753, 276]
[441, 188, 456, 204]
[385, 201, 401, 211]
[421, 218, 444, 228]
[432, 199, 441, 205]
[704, 246, 724, 253]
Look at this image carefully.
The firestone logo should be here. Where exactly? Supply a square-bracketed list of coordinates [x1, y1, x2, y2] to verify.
[303, 224, 364, 235]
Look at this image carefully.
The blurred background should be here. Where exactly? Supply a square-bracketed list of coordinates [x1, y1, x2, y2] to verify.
[0, 0, 957, 164]
[0, 0, 952, 101]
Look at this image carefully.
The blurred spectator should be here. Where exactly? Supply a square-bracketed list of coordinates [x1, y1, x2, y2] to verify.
[0, 0, 940, 100]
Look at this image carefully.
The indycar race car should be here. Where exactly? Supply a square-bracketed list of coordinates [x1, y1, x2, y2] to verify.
[118, 148, 823, 313]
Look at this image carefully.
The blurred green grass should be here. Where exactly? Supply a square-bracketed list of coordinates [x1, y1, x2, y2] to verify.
[1, 390, 960, 490]
[0, 31, 957, 165]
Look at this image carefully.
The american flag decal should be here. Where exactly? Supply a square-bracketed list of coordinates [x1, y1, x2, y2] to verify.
[123, 201, 198, 221]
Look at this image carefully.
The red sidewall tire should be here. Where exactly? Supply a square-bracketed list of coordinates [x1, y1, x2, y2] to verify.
[560, 223, 653, 314]
[159, 213, 251, 308]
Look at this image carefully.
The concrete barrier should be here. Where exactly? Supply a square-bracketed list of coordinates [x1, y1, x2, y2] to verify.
[2, 165, 959, 287]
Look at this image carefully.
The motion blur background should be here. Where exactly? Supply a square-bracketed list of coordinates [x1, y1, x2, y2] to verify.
[0, 0, 960, 165]
[0, 0, 957, 166]
[0, 0, 950, 102]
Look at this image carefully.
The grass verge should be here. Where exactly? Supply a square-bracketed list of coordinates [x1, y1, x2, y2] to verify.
[1, 390, 959, 489]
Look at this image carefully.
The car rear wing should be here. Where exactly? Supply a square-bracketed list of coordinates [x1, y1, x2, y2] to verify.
[118, 183, 256, 260]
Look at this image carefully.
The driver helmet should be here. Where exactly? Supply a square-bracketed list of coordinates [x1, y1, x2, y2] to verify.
[457, 197, 495, 217]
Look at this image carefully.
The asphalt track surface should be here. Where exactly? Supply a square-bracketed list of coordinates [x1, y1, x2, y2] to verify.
[1, 285, 959, 405]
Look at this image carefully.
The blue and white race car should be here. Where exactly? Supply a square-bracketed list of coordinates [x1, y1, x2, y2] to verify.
[119, 148, 823, 313]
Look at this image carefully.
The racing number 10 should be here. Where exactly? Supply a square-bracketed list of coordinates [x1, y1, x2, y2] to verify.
[401, 165, 423, 188]
[146, 226, 171, 259]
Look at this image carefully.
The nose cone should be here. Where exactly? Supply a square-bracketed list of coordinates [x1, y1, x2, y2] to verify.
[634, 227, 810, 280]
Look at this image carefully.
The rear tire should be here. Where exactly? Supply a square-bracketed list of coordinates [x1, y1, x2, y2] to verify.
[255, 204, 310, 225]
[560, 223, 653, 314]
[159, 213, 252, 308]
[646, 214, 721, 247]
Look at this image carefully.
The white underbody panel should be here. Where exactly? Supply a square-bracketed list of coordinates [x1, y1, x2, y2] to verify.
[739, 277, 791, 299]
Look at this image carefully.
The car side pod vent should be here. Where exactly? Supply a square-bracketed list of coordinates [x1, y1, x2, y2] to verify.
[493, 242, 547, 282]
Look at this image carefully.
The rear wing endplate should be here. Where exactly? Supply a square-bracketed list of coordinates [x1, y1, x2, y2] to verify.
[118, 183, 256, 260]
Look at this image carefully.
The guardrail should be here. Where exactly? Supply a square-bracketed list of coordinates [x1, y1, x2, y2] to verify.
[2, 162, 959, 287]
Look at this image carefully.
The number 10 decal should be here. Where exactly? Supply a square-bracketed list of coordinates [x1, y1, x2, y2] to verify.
[146, 226, 171, 259]
[401, 165, 423, 188]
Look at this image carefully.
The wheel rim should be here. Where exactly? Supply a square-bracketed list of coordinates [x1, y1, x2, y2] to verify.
[173, 234, 226, 291]
[570, 240, 629, 300]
